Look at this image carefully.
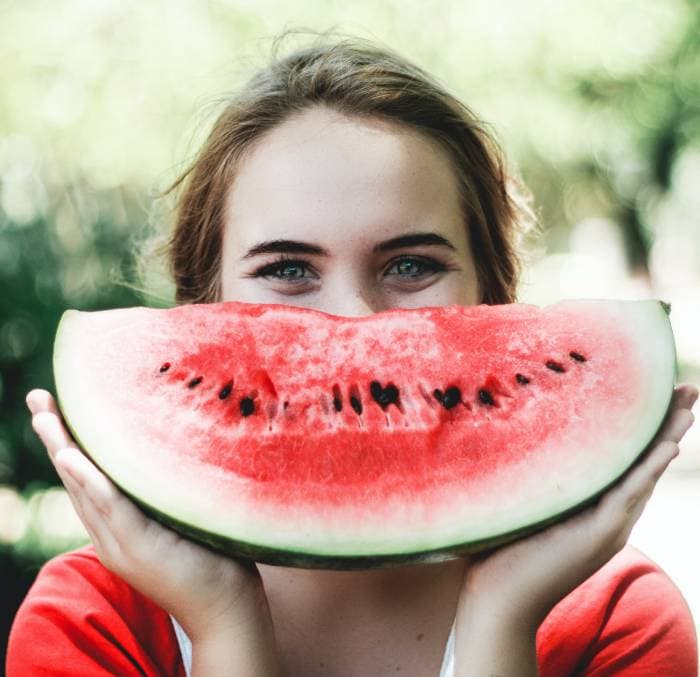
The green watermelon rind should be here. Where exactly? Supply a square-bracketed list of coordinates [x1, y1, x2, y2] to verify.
[53, 299, 676, 570]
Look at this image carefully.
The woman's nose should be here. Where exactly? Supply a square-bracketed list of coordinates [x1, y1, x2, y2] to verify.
[323, 289, 380, 318]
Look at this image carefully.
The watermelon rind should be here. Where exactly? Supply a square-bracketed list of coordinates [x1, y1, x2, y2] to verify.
[52, 299, 676, 569]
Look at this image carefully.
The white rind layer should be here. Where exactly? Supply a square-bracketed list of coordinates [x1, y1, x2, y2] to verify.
[53, 299, 676, 560]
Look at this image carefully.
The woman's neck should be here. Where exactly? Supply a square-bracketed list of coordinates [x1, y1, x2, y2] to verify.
[257, 557, 469, 655]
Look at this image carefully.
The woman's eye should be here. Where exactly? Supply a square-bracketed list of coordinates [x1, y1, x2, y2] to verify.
[252, 256, 446, 284]
[255, 258, 314, 283]
[387, 257, 445, 279]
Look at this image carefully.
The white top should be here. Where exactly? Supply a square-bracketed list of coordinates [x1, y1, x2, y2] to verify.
[170, 614, 456, 676]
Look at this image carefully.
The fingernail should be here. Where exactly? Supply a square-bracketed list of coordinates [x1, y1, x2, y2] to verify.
[26, 394, 37, 415]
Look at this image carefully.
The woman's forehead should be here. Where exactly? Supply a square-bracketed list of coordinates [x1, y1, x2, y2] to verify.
[224, 106, 466, 255]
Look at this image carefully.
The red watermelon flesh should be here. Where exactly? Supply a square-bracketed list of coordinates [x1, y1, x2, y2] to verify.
[52, 299, 676, 568]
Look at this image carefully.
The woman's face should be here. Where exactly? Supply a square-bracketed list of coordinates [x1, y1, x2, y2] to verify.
[220, 106, 480, 316]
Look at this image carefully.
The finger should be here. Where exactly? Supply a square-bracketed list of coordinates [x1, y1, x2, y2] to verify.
[29, 399, 106, 549]
[32, 412, 79, 462]
[54, 450, 126, 562]
[30, 400, 129, 564]
[28, 390, 77, 447]
[673, 383, 699, 411]
[57, 465, 109, 551]
[662, 409, 695, 444]
[55, 448, 151, 553]
[26, 389, 61, 416]
[656, 408, 695, 446]
[621, 446, 676, 524]
[649, 398, 695, 446]
[599, 439, 678, 523]
[56, 448, 120, 520]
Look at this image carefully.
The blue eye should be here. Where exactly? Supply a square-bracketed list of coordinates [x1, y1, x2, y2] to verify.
[253, 255, 446, 284]
[388, 257, 444, 278]
[255, 257, 313, 283]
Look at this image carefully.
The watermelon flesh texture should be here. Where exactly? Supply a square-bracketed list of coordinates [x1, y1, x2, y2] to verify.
[53, 299, 676, 569]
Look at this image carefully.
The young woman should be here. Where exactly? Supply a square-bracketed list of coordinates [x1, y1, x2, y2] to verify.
[8, 34, 698, 676]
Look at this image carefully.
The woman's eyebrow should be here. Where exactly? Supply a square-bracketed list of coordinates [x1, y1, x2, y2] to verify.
[240, 232, 457, 260]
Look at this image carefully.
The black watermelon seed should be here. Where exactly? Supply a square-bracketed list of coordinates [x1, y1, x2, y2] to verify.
[240, 396, 255, 416]
[546, 361, 565, 373]
[370, 381, 383, 401]
[188, 376, 203, 389]
[350, 395, 363, 415]
[219, 381, 233, 400]
[442, 386, 461, 410]
[478, 389, 495, 406]
[332, 385, 342, 412]
[569, 351, 587, 362]
[383, 384, 399, 404]
[515, 373, 530, 385]
[433, 388, 444, 404]
[159, 362, 170, 373]
[370, 381, 400, 408]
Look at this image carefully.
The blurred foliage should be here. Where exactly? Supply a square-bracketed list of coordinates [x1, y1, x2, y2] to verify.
[0, 189, 143, 487]
[1, 0, 699, 662]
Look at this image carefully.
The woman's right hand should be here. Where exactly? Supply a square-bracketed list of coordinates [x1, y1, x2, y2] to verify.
[27, 388, 278, 675]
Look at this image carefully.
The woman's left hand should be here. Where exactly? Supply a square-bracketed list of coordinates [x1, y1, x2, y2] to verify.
[458, 382, 698, 632]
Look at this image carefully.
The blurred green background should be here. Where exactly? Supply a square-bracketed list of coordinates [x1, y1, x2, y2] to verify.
[2, 0, 699, 663]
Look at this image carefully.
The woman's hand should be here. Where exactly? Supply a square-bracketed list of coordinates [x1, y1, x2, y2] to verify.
[453, 383, 697, 675]
[27, 389, 278, 675]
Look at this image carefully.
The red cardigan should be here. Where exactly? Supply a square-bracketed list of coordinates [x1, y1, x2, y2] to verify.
[6, 543, 697, 676]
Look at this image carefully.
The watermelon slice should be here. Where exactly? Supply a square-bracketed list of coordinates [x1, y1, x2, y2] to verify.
[52, 299, 676, 569]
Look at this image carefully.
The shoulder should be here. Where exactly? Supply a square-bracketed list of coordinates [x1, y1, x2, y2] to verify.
[7, 544, 185, 676]
[537, 544, 698, 676]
